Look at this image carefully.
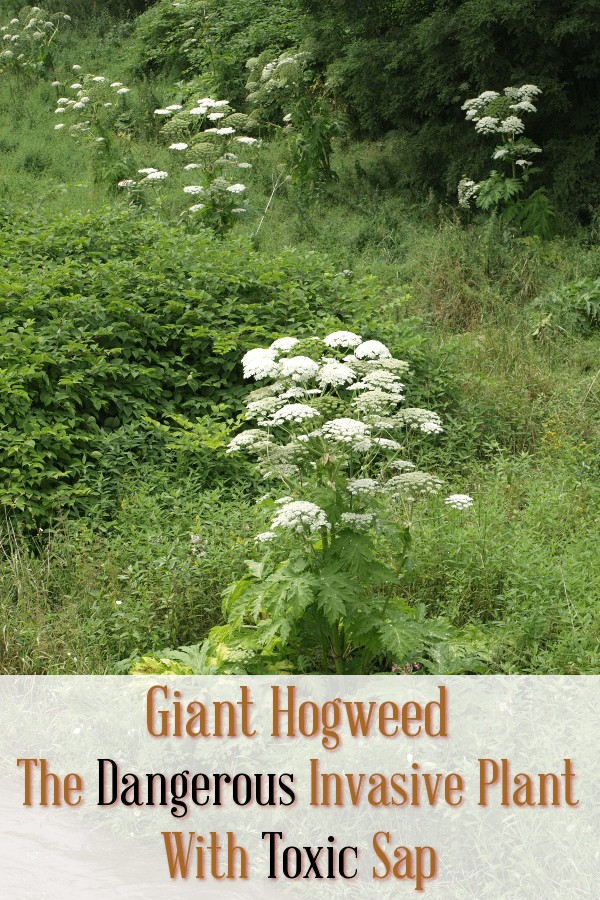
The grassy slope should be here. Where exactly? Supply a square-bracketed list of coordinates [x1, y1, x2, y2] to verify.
[0, 12, 598, 674]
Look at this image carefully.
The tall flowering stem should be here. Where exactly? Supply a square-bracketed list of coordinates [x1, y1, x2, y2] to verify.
[200, 331, 471, 674]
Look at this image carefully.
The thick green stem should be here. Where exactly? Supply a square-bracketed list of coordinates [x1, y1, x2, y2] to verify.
[331, 623, 345, 674]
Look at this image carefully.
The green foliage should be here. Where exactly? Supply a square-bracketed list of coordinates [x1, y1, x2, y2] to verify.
[0, 476, 262, 672]
[298, 0, 600, 214]
[528, 277, 600, 338]
[0, 4, 71, 78]
[0, 205, 375, 524]
[245, 50, 343, 190]
[133, 0, 304, 104]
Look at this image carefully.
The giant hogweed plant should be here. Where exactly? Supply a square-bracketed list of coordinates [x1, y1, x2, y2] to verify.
[152, 332, 474, 676]
[0, 5, 71, 79]
[246, 49, 343, 189]
[458, 85, 556, 238]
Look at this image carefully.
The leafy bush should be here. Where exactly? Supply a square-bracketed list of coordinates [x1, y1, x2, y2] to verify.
[528, 277, 600, 338]
[0, 205, 385, 524]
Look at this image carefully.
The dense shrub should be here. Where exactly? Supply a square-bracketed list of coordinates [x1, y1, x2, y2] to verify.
[0, 205, 382, 523]
[133, 0, 304, 104]
[299, 0, 600, 215]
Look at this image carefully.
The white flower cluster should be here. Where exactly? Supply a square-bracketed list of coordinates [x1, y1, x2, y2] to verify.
[346, 478, 381, 496]
[318, 361, 356, 388]
[152, 93, 258, 214]
[459, 84, 543, 207]
[323, 330, 362, 349]
[340, 512, 375, 531]
[321, 418, 372, 450]
[279, 356, 320, 382]
[444, 493, 474, 510]
[384, 471, 443, 501]
[270, 403, 320, 426]
[395, 408, 444, 434]
[226, 429, 270, 454]
[227, 331, 456, 549]
[242, 348, 279, 380]
[271, 501, 330, 534]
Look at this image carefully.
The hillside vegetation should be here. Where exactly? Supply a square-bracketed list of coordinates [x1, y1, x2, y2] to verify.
[0, 1, 598, 674]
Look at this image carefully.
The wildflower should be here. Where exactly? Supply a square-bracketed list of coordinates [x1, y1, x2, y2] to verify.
[474, 116, 500, 134]
[242, 347, 279, 380]
[318, 361, 356, 388]
[189, 203, 205, 212]
[346, 478, 380, 496]
[255, 531, 276, 542]
[385, 471, 443, 499]
[355, 340, 391, 360]
[207, 112, 225, 121]
[72, 101, 84, 109]
[231, 207, 246, 214]
[498, 116, 525, 135]
[444, 494, 474, 510]
[54, 122, 65, 130]
[246, 396, 284, 421]
[92, 76, 106, 82]
[238, 162, 252, 169]
[184, 163, 201, 170]
[458, 177, 480, 208]
[226, 429, 270, 454]
[70, 83, 82, 89]
[321, 418, 371, 449]
[340, 512, 375, 530]
[373, 437, 402, 450]
[216, 127, 236, 136]
[283, 113, 292, 123]
[118, 179, 136, 188]
[236, 136, 258, 145]
[362, 370, 404, 394]
[515, 159, 532, 167]
[154, 108, 171, 116]
[270, 403, 320, 425]
[54, 107, 65, 114]
[324, 330, 362, 349]
[138, 167, 157, 174]
[103, 102, 113, 108]
[389, 460, 416, 471]
[51, 80, 61, 86]
[226, 183, 246, 193]
[270, 337, 299, 353]
[72, 65, 82, 71]
[169, 142, 189, 150]
[510, 99, 537, 113]
[95, 137, 105, 142]
[396, 408, 444, 433]
[517, 84, 542, 98]
[110, 82, 123, 88]
[183, 185, 204, 194]
[116, 87, 130, 95]
[166, 104, 183, 111]
[189, 107, 208, 115]
[142, 170, 168, 181]
[271, 500, 330, 534]
[279, 355, 319, 381]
